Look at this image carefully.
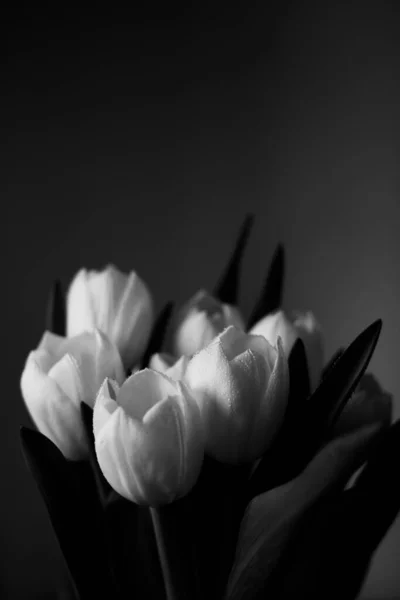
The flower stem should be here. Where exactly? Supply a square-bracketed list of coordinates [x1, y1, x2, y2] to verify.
[150, 507, 177, 600]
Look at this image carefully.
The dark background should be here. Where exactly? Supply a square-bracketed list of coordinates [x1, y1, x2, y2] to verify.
[4, 3, 400, 598]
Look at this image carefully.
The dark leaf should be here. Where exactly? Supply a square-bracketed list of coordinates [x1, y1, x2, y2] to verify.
[20, 427, 116, 600]
[213, 214, 254, 305]
[265, 421, 400, 600]
[309, 319, 382, 436]
[225, 426, 380, 600]
[46, 279, 66, 336]
[322, 347, 344, 379]
[286, 338, 311, 414]
[80, 403, 111, 506]
[140, 302, 174, 369]
[247, 243, 284, 329]
[248, 319, 382, 498]
[353, 419, 400, 544]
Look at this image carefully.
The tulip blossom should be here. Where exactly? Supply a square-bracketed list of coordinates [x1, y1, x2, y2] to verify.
[250, 309, 323, 392]
[149, 353, 190, 381]
[173, 289, 245, 358]
[20, 330, 125, 460]
[184, 326, 289, 464]
[94, 369, 204, 505]
[67, 264, 153, 370]
[334, 373, 392, 436]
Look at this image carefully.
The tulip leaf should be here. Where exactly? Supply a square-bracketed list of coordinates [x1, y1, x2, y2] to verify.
[224, 425, 380, 600]
[140, 301, 174, 370]
[213, 213, 254, 305]
[248, 319, 382, 498]
[262, 421, 400, 600]
[352, 419, 400, 540]
[20, 427, 117, 600]
[308, 319, 382, 436]
[322, 347, 344, 380]
[80, 402, 111, 506]
[45, 279, 66, 336]
[247, 243, 285, 329]
[287, 338, 310, 413]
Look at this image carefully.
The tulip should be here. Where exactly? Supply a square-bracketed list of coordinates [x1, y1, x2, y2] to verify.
[93, 369, 204, 505]
[249, 309, 323, 392]
[149, 353, 190, 381]
[20, 330, 125, 460]
[334, 373, 392, 436]
[173, 289, 245, 358]
[184, 326, 289, 464]
[67, 264, 153, 370]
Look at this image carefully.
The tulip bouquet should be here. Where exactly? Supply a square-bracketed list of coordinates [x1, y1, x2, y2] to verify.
[20, 215, 400, 600]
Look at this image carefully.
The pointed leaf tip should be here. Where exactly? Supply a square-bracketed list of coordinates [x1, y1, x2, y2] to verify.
[247, 242, 285, 329]
[46, 279, 66, 336]
[307, 318, 383, 441]
[213, 213, 255, 305]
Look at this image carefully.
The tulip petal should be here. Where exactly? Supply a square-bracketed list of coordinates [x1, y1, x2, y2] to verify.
[48, 329, 124, 407]
[165, 355, 190, 382]
[249, 338, 289, 457]
[38, 331, 67, 363]
[21, 352, 88, 460]
[117, 369, 178, 421]
[95, 405, 181, 505]
[66, 269, 95, 337]
[47, 353, 83, 405]
[88, 265, 127, 333]
[93, 378, 120, 438]
[186, 337, 253, 462]
[175, 310, 221, 357]
[149, 352, 176, 374]
[112, 271, 154, 368]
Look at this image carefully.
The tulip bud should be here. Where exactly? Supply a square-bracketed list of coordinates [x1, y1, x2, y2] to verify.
[67, 264, 153, 370]
[149, 353, 190, 381]
[93, 369, 204, 505]
[249, 310, 323, 392]
[184, 326, 289, 464]
[20, 330, 125, 460]
[334, 373, 393, 436]
[173, 289, 245, 358]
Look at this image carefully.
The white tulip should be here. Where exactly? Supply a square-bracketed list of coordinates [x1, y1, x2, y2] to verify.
[21, 330, 125, 460]
[173, 289, 245, 358]
[250, 310, 323, 392]
[94, 369, 204, 506]
[149, 353, 190, 381]
[67, 264, 153, 370]
[184, 326, 289, 464]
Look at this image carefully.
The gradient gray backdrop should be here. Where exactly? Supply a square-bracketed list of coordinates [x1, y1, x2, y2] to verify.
[4, 3, 400, 599]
